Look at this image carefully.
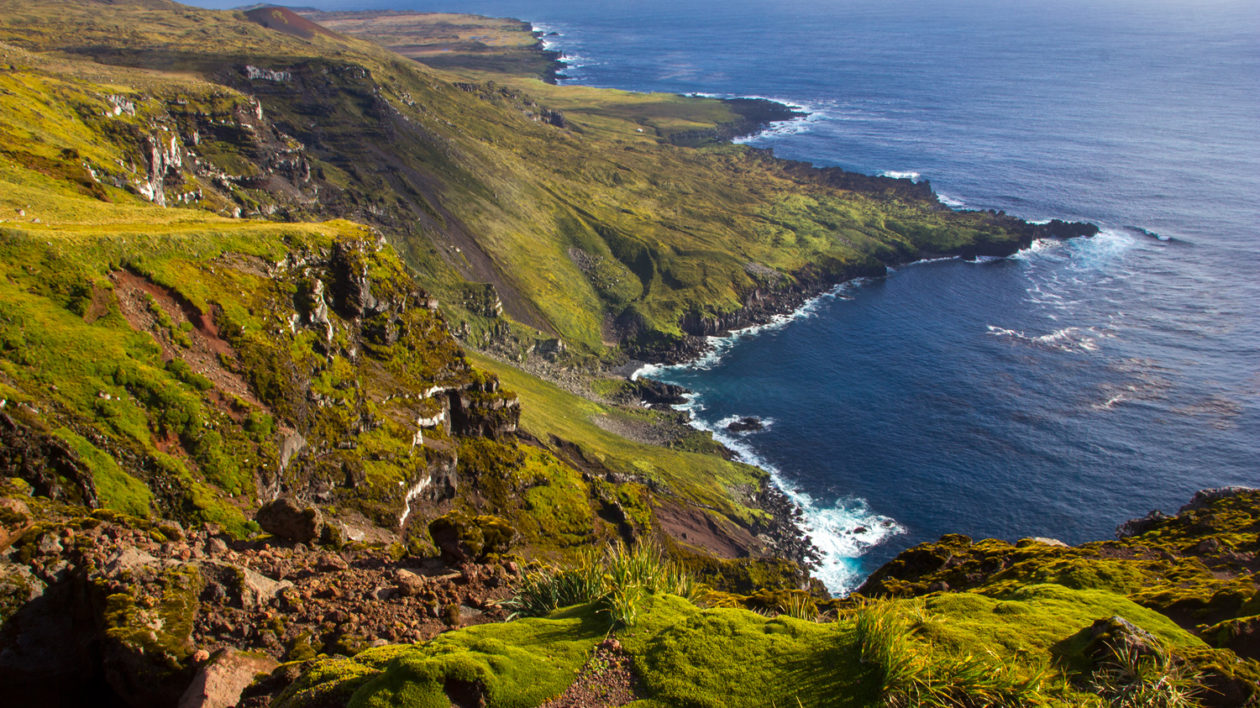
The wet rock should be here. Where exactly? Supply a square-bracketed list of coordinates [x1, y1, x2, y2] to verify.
[256, 497, 323, 543]
[725, 416, 764, 433]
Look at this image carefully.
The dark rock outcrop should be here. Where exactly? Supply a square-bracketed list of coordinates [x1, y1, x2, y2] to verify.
[447, 376, 520, 439]
[725, 417, 763, 433]
[631, 377, 690, 408]
[255, 497, 322, 543]
[0, 412, 99, 508]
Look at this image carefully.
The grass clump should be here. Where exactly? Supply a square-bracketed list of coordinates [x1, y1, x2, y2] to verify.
[502, 541, 698, 627]
[1087, 641, 1202, 707]
[854, 601, 1058, 707]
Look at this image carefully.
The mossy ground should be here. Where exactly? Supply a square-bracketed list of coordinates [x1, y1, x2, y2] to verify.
[277, 580, 1233, 707]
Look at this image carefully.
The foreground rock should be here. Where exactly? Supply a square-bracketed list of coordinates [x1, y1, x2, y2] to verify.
[0, 490, 518, 707]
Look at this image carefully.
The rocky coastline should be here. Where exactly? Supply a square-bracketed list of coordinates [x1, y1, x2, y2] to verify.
[623, 204, 1098, 588]
[631, 213, 1099, 365]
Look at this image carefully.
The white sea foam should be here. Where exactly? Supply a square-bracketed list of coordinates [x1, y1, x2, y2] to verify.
[680, 93, 828, 144]
[691, 413, 905, 594]
[880, 170, 922, 182]
[987, 324, 1101, 353]
[632, 279, 901, 595]
[714, 414, 776, 434]
[895, 255, 962, 271]
[937, 193, 967, 208]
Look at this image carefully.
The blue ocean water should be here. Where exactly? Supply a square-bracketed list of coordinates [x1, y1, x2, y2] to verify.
[195, 0, 1260, 593]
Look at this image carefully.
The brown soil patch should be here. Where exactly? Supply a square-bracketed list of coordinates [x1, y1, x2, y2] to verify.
[110, 270, 265, 411]
[654, 499, 764, 559]
[243, 6, 345, 41]
[542, 638, 642, 708]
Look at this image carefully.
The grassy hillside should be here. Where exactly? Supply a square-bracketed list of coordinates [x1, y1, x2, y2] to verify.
[4, 3, 1249, 707]
[0, 0, 1091, 365]
[0, 4, 809, 570]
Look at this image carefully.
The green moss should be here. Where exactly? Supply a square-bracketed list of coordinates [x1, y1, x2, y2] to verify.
[278, 604, 609, 708]
[919, 584, 1203, 663]
[53, 427, 152, 516]
[102, 564, 204, 667]
[626, 596, 868, 707]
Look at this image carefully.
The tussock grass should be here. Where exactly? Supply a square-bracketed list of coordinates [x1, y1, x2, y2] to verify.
[855, 601, 1059, 707]
[503, 540, 699, 627]
[1087, 641, 1203, 708]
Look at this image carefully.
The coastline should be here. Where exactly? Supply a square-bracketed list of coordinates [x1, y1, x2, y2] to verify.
[530, 16, 1102, 594]
[632, 235, 1106, 594]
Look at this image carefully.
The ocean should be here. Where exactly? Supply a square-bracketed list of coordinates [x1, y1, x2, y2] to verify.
[199, 0, 1260, 594]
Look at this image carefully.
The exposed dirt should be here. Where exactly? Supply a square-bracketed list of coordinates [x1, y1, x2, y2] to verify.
[110, 270, 264, 410]
[653, 499, 765, 560]
[541, 638, 642, 708]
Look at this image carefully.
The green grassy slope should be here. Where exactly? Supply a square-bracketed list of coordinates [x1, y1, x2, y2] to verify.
[0, 0, 1090, 364]
[0, 29, 802, 567]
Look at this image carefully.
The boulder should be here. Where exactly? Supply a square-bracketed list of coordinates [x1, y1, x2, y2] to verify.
[428, 511, 515, 563]
[1085, 616, 1159, 659]
[0, 497, 32, 551]
[200, 561, 293, 610]
[256, 497, 323, 543]
[394, 568, 427, 597]
[178, 648, 279, 708]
